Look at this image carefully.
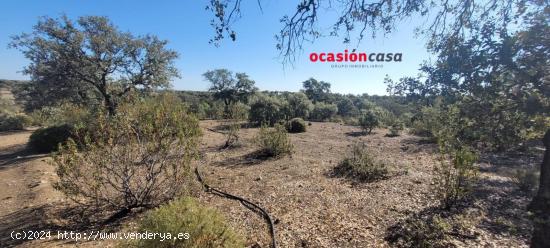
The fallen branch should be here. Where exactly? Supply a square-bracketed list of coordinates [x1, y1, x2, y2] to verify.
[195, 166, 277, 248]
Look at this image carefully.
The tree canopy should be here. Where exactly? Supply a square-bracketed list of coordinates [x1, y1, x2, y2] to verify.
[10, 15, 179, 114]
[203, 68, 258, 114]
[302, 78, 331, 103]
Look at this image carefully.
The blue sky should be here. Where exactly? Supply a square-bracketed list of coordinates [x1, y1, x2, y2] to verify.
[0, 0, 432, 95]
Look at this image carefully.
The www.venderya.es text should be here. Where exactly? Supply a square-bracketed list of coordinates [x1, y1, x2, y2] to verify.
[11, 230, 190, 241]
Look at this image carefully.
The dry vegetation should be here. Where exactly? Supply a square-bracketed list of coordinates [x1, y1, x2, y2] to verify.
[0, 119, 543, 247]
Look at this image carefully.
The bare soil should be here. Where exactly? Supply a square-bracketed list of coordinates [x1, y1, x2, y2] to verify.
[0, 121, 541, 247]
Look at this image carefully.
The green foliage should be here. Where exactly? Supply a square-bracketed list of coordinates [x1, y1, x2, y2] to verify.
[510, 167, 539, 193]
[125, 197, 243, 248]
[30, 102, 90, 127]
[227, 102, 249, 121]
[302, 78, 331, 103]
[0, 113, 32, 131]
[204, 69, 257, 116]
[359, 110, 379, 134]
[432, 145, 478, 209]
[11, 15, 180, 115]
[248, 94, 285, 126]
[333, 143, 388, 182]
[223, 103, 249, 148]
[286, 118, 306, 133]
[310, 102, 338, 121]
[255, 124, 293, 157]
[0, 97, 20, 114]
[336, 97, 358, 117]
[409, 106, 441, 137]
[28, 124, 75, 153]
[388, 121, 405, 137]
[53, 94, 201, 213]
[283, 92, 313, 119]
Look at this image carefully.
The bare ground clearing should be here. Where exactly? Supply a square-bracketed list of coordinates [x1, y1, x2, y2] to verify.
[0, 121, 541, 247]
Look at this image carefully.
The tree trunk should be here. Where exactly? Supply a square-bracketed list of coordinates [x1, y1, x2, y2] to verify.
[530, 129, 550, 248]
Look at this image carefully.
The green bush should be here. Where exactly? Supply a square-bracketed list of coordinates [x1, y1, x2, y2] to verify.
[53, 94, 201, 214]
[286, 118, 306, 133]
[333, 143, 388, 182]
[28, 124, 75, 152]
[227, 102, 249, 121]
[126, 197, 243, 248]
[388, 122, 405, 137]
[409, 106, 442, 137]
[255, 124, 293, 157]
[310, 102, 338, 121]
[359, 111, 379, 134]
[30, 103, 90, 127]
[0, 113, 32, 131]
[249, 94, 285, 126]
[283, 92, 313, 119]
[433, 145, 478, 209]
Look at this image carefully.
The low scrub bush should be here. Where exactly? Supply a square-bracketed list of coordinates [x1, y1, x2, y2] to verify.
[409, 106, 442, 137]
[53, 94, 201, 216]
[510, 167, 539, 193]
[30, 103, 90, 127]
[255, 124, 293, 157]
[0, 113, 32, 131]
[125, 197, 243, 248]
[286, 118, 306, 133]
[28, 124, 74, 152]
[433, 145, 478, 209]
[388, 122, 405, 137]
[359, 110, 379, 134]
[249, 94, 285, 126]
[310, 102, 338, 121]
[333, 143, 388, 182]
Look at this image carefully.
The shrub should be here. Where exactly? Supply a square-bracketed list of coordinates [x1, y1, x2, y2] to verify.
[255, 124, 293, 157]
[336, 97, 358, 117]
[333, 143, 388, 182]
[359, 110, 379, 134]
[510, 167, 539, 193]
[30, 102, 90, 127]
[409, 106, 442, 137]
[0, 113, 32, 131]
[125, 197, 243, 248]
[53, 94, 201, 215]
[228, 102, 250, 120]
[286, 118, 306, 133]
[343, 117, 359, 126]
[388, 122, 405, 137]
[310, 102, 338, 121]
[432, 145, 478, 209]
[249, 94, 285, 126]
[28, 124, 74, 152]
[283, 92, 313, 119]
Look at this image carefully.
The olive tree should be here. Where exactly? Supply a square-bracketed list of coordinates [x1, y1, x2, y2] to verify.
[10, 15, 179, 115]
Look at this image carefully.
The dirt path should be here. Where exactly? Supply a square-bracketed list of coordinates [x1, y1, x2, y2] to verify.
[0, 131, 64, 247]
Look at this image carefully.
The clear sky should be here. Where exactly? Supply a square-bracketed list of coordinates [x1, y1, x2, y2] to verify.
[0, 0, 432, 95]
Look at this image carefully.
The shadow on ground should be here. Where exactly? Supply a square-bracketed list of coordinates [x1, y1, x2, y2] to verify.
[0, 203, 134, 247]
[211, 150, 278, 168]
[0, 144, 48, 170]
